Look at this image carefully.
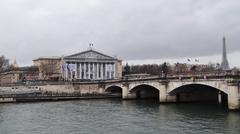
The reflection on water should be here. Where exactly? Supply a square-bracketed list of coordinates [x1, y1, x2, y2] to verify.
[0, 99, 239, 134]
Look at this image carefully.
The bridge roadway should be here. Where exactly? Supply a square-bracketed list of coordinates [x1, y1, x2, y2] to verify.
[94, 74, 240, 110]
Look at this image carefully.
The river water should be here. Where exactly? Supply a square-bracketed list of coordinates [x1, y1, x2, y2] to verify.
[0, 99, 239, 134]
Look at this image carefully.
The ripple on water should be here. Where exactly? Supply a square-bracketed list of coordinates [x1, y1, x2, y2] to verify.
[0, 100, 239, 134]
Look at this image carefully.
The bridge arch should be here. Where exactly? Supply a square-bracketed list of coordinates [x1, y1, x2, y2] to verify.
[130, 84, 159, 99]
[105, 85, 123, 96]
[168, 83, 228, 103]
[168, 81, 228, 95]
[129, 82, 160, 92]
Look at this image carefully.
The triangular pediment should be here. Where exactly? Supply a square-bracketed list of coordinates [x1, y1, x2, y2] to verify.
[64, 50, 116, 60]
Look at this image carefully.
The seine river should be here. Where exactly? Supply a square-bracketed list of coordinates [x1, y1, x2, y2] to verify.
[0, 99, 239, 134]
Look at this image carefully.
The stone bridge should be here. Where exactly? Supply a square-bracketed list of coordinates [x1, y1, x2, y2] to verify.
[1, 74, 239, 110]
[102, 75, 240, 110]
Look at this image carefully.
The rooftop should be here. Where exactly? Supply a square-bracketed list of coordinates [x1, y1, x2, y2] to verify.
[33, 56, 61, 61]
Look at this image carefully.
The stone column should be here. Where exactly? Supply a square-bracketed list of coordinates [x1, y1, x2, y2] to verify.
[70, 64, 73, 80]
[101, 63, 103, 79]
[88, 63, 91, 79]
[112, 63, 115, 78]
[228, 85, 240, 110]
[79, 63, 82, 79]
[75, 63, 77, 79]
[92, 63, 95, 80]
[103, 63, 105, 79]
[96, 63, 99, 79]
[105, 63, 108, 79]
[108, 64, 110, 79]
[108, 63, 113, 79]
[84, 63, 86, 79]
[65, 63, 68, 80]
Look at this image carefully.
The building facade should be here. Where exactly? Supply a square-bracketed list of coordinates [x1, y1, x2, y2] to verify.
[0, 66, 39, 84]
[63, 49, 122, 81]
[33, 57, 62, 80]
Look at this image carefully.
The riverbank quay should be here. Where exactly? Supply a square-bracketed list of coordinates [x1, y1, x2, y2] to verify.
[0, 80, 121, 103]
[0, 93, 120, 103]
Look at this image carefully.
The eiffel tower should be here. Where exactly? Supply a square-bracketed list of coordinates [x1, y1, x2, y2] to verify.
[221, 36, 230, 70]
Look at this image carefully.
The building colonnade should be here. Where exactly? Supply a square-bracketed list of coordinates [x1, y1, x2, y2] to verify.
[65, 62, 116, 80]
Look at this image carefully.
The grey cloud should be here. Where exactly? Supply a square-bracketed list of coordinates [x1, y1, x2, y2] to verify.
[0, 0, 239, 65]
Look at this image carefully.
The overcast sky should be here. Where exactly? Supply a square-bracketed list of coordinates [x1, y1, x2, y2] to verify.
[0, 0, 240, 67]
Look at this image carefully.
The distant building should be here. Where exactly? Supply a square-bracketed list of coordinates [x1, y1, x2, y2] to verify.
[12, 59, 18, 68]
[0, 66, 39, 84]
[63, 49, 122, 81]
[33, 57, 62, 80]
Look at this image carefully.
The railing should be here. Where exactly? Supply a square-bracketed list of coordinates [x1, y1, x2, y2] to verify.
[120, 73, 240, 81]
[1, 73, 240, 86]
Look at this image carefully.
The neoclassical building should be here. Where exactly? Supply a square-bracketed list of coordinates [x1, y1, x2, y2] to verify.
[62, 49, 122, 80]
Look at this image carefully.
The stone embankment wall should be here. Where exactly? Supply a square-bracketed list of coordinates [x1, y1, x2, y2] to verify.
[0, 83, 104, 95]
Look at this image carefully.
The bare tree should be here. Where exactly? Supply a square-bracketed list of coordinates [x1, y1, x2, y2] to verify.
[39, 60, 61, 80]
[40, 63, 53, 78]
[0, 56, 4, 70]
[123, 63, 130, 76]
[0, 56, 9, 71]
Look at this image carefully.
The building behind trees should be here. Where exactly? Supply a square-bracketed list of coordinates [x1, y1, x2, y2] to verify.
[124, 62, 228, 76]
[33, 57, 62, 80]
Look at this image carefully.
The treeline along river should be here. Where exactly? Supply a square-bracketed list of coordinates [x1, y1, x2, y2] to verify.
[0, 99, 239, 134]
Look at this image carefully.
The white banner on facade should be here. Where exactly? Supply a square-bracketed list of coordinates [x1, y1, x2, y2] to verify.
[69, 64, 76, 72]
